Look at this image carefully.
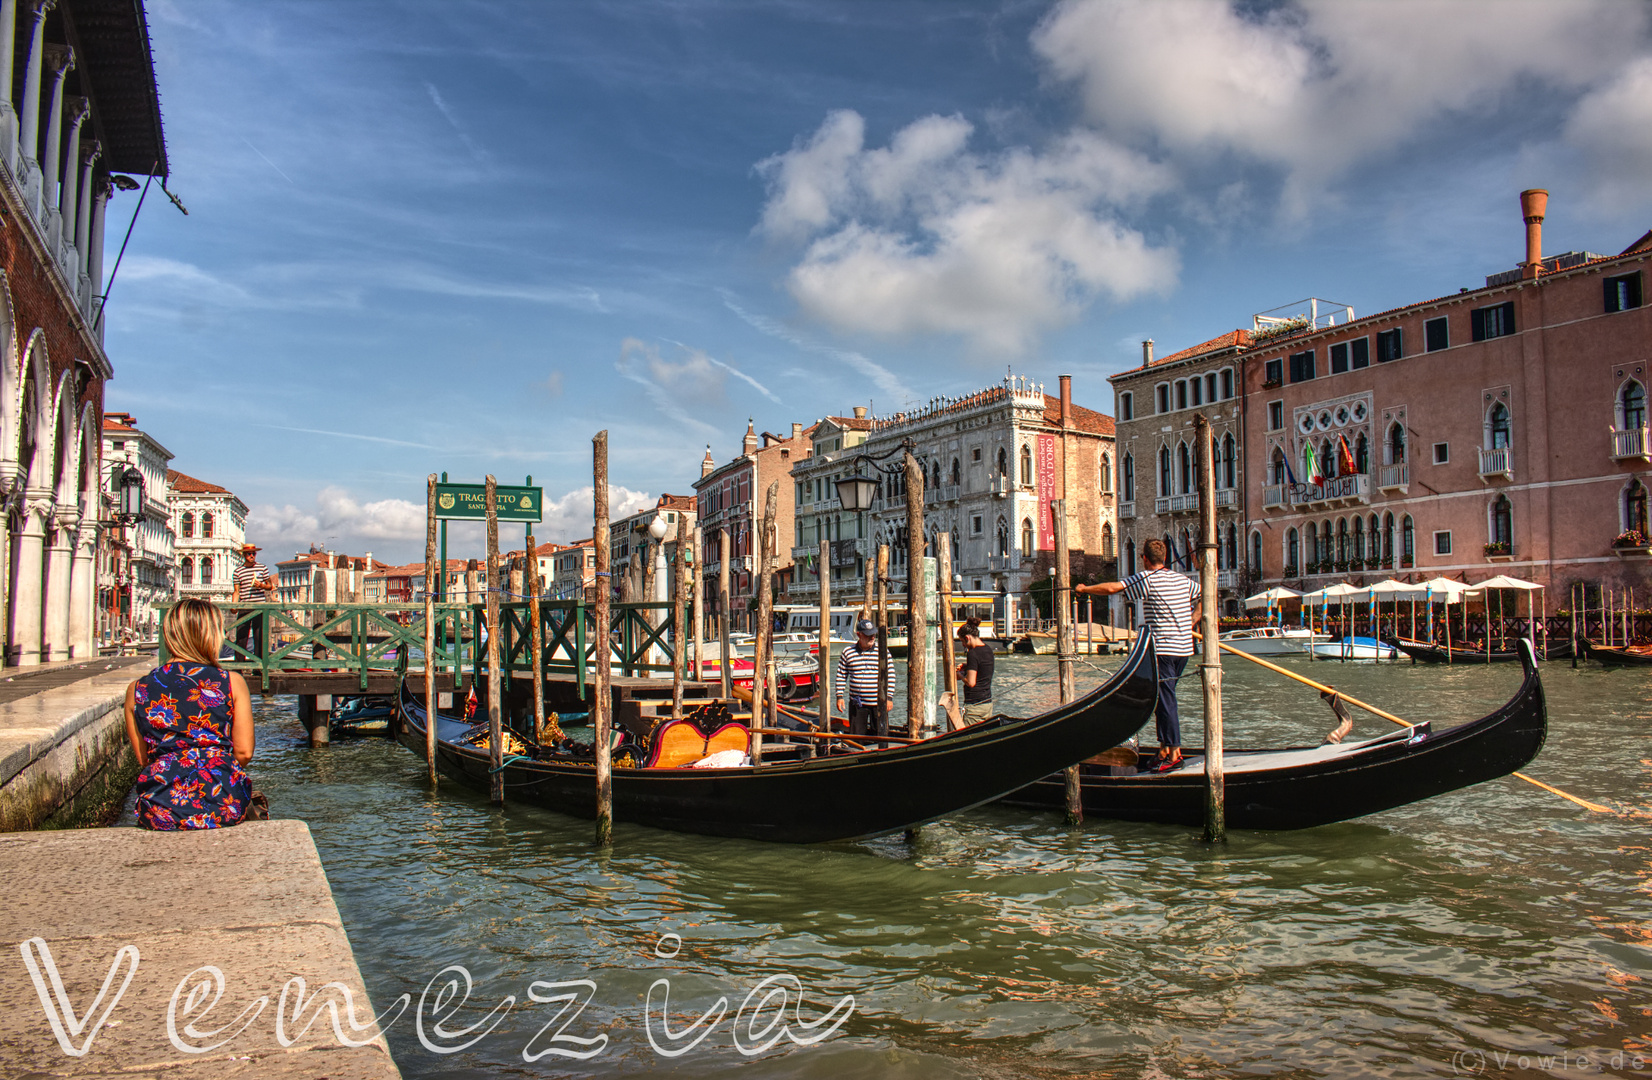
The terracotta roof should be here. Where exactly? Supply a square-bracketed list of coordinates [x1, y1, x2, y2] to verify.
[1041, 395, 1115, 437]
[102, 418, 135, 432]
[657, 493, 697, 511]
[1150, 329, 1251, 368]
[824, 415, 873, 431]
[165, 469, 229, 494]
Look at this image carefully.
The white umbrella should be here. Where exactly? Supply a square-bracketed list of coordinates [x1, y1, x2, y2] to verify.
[1464, 574, 1542, 592]
[1299, 582, 1362, 602]
[1245, 586, 1301, 610]
[1465, 574, 1546, 656]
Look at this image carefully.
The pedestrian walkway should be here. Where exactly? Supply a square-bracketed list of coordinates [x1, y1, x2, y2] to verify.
[0, 820, 402, 1077]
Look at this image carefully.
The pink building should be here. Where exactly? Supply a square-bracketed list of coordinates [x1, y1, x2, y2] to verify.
[1238, 190, 1651, 610]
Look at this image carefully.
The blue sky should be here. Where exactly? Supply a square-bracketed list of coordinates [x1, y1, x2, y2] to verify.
[107, 0, 1652, 563]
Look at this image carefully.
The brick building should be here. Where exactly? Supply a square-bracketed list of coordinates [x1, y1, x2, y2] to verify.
[549, 539, 595, 601]
[0, 1, 166, 663]
[695, 421, 810, 632]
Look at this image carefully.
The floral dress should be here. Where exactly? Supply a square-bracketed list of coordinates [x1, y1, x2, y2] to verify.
[132, 663, 251, 830]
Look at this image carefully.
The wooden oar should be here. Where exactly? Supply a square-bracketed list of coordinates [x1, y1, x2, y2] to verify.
[730, 685, 822, 729]
[749, 726, 919, 745]
[1210, 638, 1614, 814]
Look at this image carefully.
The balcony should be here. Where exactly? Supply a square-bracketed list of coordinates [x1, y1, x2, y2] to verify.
[1154, 493, 1200, 514]
[990, 476, 1011, 497]
[1118, 501, 1135, 519]
[790, 545, 813, 560]
[809, 498, 842, 514]
[1263, 484, 1288, 509]
[1378, 463, 1410, 492]
[1215, 488, 1236, 509]
[1612, 426, 1650, 462]
[1217, 569, 1238, 589]
[1478, 446, 1512, 482]
[988, 553, 1017, 572]
[941, 484, 961, 502]
[1289, 474, 1369, 507]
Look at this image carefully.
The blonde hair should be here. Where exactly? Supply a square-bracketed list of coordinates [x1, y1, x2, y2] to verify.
[163, 598, 225, 666]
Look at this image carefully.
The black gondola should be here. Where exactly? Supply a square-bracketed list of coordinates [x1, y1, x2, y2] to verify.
[1389, 637, 1524, 663]
[394, 629, 1159, 843]
[1582, 640, 1652, 665]
[1002, 638, 1547, 830]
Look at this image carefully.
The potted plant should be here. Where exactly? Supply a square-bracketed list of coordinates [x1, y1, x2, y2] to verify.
[1611, 529, 1651, 555]
[1283, 563, 1299, 578]
[1262, 377, 1283, 390]
[1400, 555, 1414, 568]
[1484, 541, 1511, 559]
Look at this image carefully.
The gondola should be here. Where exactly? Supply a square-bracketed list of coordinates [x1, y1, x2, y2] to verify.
[1001, 638, 1547, 830]
[1389, 637, 1524, 663]
[1582, 640, 1652, 666]
[394, 629, 1159, 843]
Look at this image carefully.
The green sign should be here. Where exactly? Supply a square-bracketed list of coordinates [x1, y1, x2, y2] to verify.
[434, 483, 543, 522]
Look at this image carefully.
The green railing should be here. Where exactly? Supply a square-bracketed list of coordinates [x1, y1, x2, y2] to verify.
[158, 600, 685, 697]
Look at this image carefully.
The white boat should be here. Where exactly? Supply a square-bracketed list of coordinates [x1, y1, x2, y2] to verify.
[1215, 626, 1327, 656]
[1309, 635, 1397, 661]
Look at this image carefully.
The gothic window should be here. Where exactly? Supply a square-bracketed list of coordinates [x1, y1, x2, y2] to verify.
[1287, 528, 1299, 572]
[1020, 444, 1033, 486]
[1487, 402, 1511, 450]
[932, 462, 942, 489]
[1101, 452, 1112, 492]
[1306, 522, 1318, 565]
[1402, 515, 1415, 561]
[1491, 494, 1513, 547]
[1321, 438, 1337, 478]
[1125, 539, 1136, 576]
[202, 513, 214, 539]
[1355, 432, 1369, 473]
[1353, 516, 1365, 561]
[1021, 518, 1034, 558]
[1383, 512, 1395, 561]
[1271, 448, 1287, 485]
[997, 446, 1008, 476]
[1123, 454, 1134, 500]
[1178, 442, 1192, 495]
[1626, 479, 1649, 535]
[1159, 446, 1172, 497]
[997, 517, 1009, 556]
[1221, 433, 1236, 489]
[1622, 381, 1646, 431]
[1225, 523, 1237, 570]
[951, 458, 961, 486]
[1250, 529, 1262, 572]
[1102, 523, 1115, 558]
[201, 559, 214, 585]
[1388, 422, 1406, 465]
[180, 557, 193, 585]
[181, 512, 194, 539]
[1337, 518, 1349, 562]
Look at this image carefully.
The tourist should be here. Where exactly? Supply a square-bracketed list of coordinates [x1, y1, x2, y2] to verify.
[1076, 538, 1202, 772]
[231, 544, 275, 659]
[124, 598, 257, 829]
[956, 617, 995, 724]
[834, 618, 891, 735]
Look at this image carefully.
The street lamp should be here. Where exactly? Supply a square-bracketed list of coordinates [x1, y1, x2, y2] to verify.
[109, 464, 144, 525]
[834, 471, 880, 513]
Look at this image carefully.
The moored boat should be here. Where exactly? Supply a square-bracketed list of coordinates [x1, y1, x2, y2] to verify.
[1310, 635, 1397, 660]
[395, 630, 1159, 843]
[1582, 640, 1652, 666]
[1002, 639, 1548, 830]
[1390, 637, 1524, 663]
[1214, 626, 1327, 656]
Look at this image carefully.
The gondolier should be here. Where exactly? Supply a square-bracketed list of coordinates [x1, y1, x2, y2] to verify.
[1076, 538, 1201, 772]
[231, 544, 276, 660]
[835, 619, 892, 735]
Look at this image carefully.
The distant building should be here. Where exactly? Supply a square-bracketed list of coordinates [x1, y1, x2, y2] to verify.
[550, 539, 596, 601]
[695, 421, 810, 632]
[99, 413, 174, 646]
[274, 549, 376, 630]
[787, 409, 874, 604]
[364, 562, 420, 604]
[167, 469, 247, 604]
[610, 494, 697, 603]
[411, 559, 484, 604]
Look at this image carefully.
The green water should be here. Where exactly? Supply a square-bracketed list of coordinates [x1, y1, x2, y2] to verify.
[240, 654, 1652, 1078]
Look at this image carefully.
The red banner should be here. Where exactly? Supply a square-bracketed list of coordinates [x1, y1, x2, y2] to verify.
[1037, 433, 1056, 551]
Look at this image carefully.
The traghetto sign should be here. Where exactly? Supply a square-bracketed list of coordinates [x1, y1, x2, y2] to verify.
[433, 483, 543, 522]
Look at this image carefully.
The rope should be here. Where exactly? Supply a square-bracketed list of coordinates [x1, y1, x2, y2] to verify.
[490, 753, 535, 774]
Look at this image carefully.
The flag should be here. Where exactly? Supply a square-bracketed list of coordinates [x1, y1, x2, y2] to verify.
[1304, 442, 1326, 486]
[1284, 455, 1299, 487]
[1337, 434, 1356, 476]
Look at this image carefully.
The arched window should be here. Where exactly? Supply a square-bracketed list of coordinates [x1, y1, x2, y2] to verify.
[180, 557, 193, 585]
[1178, 442, 1192, 495]
[1321, 438, 1337, 478]
[1221, 433, 1235, 488]
[1353, 516, 1365, 561]
[1388, 422, 1406, 465]
[202, 513, 214, 539]
[1491, 494, 1512, 547]
[181, 512, 194, 539]
[1271, 447, 1287, 485]
[997, 446, 1008, 476]
[1626, 479, 1649, 535]
[1383, 512, 1395, 562]
[1355, 432, 1369, 473]
[1337, 518, 1349, 562]
[201, 558, 214, 585]
[1225, 523, 1237, 571]
[1621, 381, 1646, 431]
[1100, 453, 1112, 492]
[1487, 402, 1511, 449]
[1305, 523, 1318, 567]
[1102, 523, 1115, 558]
[997, 517, 1009, 556]
[1020, 444, 1033, 486]
[951, 458, 961, 486]
[932, 461, 942, 490]
[1159, 446, 1172, 497]
[1286, 528, 1299, 573]
[1322, 519, 1334, 563]
[1250, 530, 1262, 572]
[1125, 539, 1136, 577]
[1021, 518, 1034, 557]
[1402, 515, 1415, 562]
[1123, 454, 1134, 501]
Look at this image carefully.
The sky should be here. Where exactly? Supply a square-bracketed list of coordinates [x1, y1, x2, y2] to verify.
[106, 0, 1652, 565]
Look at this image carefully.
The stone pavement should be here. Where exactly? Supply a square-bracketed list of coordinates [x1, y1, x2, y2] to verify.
[0, 820, 402, 1078]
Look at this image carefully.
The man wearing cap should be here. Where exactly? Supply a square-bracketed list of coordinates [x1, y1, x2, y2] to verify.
[834, 618, 892, 736]
[231, 544, 276, 659]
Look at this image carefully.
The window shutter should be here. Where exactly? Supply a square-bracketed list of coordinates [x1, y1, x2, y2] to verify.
[1351, 338, 1370, 368]
[1471, 308, 1486, 342]
[1606, 275, 1620, 313]
[1500, 301, 1515, 335]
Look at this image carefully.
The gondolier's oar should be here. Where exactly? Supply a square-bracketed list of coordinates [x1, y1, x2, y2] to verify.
[1211, 638, 1613, 814]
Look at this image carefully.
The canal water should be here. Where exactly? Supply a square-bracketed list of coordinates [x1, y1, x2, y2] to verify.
[214, 654, 1651, 1078]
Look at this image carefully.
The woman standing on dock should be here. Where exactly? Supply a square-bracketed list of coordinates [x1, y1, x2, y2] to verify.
[123, 599, 257, 830]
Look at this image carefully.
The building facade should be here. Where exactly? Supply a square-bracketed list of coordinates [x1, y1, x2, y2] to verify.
[98, 412, 172, 645]
[695, 421, 809, 632]
[274, 549, 376, 634]
[787, 409, 873, 605]
[1109, 333, 1250, 614]
[549, 540, 595, 601]
[608, 494, 696, 604]
[167, 469, 246, 603]
[1233, 191, 1652, 610]
[0, 1, 166, 663]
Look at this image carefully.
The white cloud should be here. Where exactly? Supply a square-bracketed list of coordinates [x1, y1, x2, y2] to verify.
[756, 113, 1178, 355]
[248, 485, 423, 556]
[1564, 56, 1652, 211]
[1032, 0, 1652, 213]
[539, 484, 654, 544]
[721, 293, 916, 406]
[616, 337, 781, 433]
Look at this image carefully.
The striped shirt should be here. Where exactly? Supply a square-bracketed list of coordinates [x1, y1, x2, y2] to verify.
[233, 562, 271, 603]
[835, 642, 887, 705]
[1122, 567, 1202, 657]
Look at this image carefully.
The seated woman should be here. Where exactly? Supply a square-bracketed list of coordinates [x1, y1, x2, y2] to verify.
[124, 598, 256, 829]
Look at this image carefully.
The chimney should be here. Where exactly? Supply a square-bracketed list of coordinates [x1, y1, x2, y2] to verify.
[1142, 340, 1154, 366]
[365, 552, 373, 573]
[700, 444, 715, 478]
[791, 422, 803, 440]
[742, 419, 758, 455]
[1059, 374, 1072, 430]
[1521, 188, 1548, 279]
[852, 405, 867, 419]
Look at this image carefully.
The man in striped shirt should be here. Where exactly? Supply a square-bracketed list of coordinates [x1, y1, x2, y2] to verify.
[1077, 538, 1202, 771]
[232, 544, 276, 659]
[834, 619, 892, 736]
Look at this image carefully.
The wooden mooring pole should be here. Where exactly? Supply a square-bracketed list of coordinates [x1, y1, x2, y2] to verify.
[527, 525, 546, 741]
[1194, 415, 1225, 842]
[718, 529, 732, 700]
[1054, 499, 1080, 825]
[593, 432, 614, 846]
[876, 543, 890, 739]
[818, 537, 831, 731]
[904, 449, 926, 738]
[424, 473, 438, 786]
[751, 483, 778, 764]
[691, 525, 704, 685]
[484, 475, 504, 806]
[937, 541, 956, 703]
[672, 535, 687, 721]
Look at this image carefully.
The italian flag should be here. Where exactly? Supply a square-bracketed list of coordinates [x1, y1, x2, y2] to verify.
[1303, 442, 1326, 486]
